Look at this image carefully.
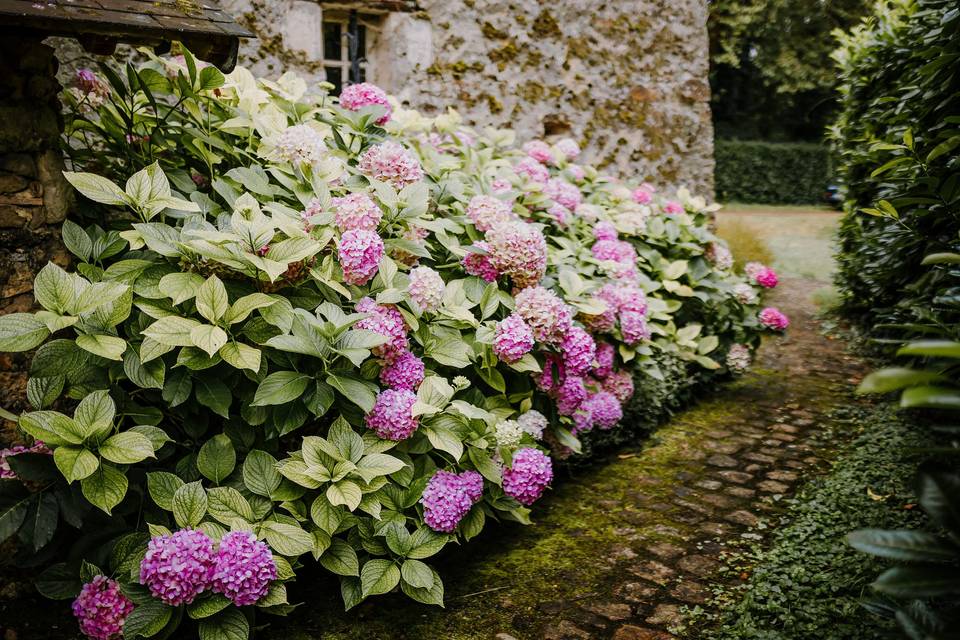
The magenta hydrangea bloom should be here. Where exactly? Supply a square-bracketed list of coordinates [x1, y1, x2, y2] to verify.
[620, 310, 651, 344]
[581, 391, 622, 430]
[422, 469, 483, 533]
[356, 297, 408, 360]
[358, 141, 423, 188]
[561, 326, 597, 376]
[210, 531, 277, 606]
[379, 350, 425, 390]
[602, 369, 635, 403]
[72, 575, 134, 640]
[632, 187, 653, 205]
[546, 203, 571, 227]
[755, 267, 779, 288]
[140, 529, 215, 606]
[339, 82, 392, 124]
[465, 195, 516, 232]
[339, 229, 384, 285]
[544, 178, 583, 210]
[522, 140, 553, 164]
[493, 313, 535, 364]
[503, 448, 553, 506]
[663, 200, 684, 215]
[759, 307, 790, 331]
[536, 353, 565, 392]
[366, 389, 419, 440]
[555, 375, 587, 416]
[462, 241, 500, 282]
[0, 441, 50, 479]
[593, 342, 615, 379]
[554, 138, 581, 161]
[514, 286, 573, 344]
[275, 124, 327, 167]
[332, 192, 382, 232]
[487, 221, 548, 288]
[515, 156, 550, 184]
[572, 407, 594, 434]
[594, 221, 618, 242]
[592, 239, 637, 265]
[408, 266, 445, 312]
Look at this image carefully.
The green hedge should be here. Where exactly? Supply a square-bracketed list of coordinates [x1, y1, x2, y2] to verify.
[714, 139, 830, 205]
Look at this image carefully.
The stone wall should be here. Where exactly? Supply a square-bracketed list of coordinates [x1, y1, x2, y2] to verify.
[0, 33, 72, 415]
[220, 0, 714, 195]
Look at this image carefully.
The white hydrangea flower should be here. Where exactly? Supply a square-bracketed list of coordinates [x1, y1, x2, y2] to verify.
[732, 283, 758, 304]
[726, 344, 752, 372]
[274, 124, 328, 167]
[517, 410, 547, 439]
[495, 419, 524, 447]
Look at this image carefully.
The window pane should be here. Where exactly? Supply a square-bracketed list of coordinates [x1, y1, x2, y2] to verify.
[323, 22, 342, 61]
[325, 66, 343, 96]
[357, 25, 366, 57]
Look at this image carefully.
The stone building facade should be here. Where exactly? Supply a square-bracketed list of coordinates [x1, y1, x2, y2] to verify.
[219, 0, 715, 195]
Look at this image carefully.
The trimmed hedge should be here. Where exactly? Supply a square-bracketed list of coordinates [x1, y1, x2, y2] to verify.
[714, 139, 830, 205]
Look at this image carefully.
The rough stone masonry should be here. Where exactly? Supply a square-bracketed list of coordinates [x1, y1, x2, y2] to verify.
[219, 0, 715, 195]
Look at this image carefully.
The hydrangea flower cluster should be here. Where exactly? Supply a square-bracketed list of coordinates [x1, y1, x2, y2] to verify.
[726, 344, 752, 372]
[365, 388, 419, 440]
[139, 529, 215, 606]
[544, 178, 583, 210]
[759, 307, 790, 330]
[332, 192, 382, 232]
[517, 410, 547, 439]
[462, 241, 500, 282]
[486, 221, 548, 288]
[72, 575, 135, 640]
[555, 374, 587, 416]
[732, 283, 758, 304]
[421, 469, 484, 533]
[594, 221, 618, 242]
[502, 448, 553, 506]
[546, 203, 571, 227]
[407, 266, 445, 312]
[593, 342, 615, 379]
[745, 262, 778, 288]
[522, 139, 553, 164]
[514, 156, 550, 184]
[561, 326, 597, 376]
[514, 286, 574, 345]
[275, 124, 328, 167]
[566, 164, 586, 181]
[379, 350, 425, 390]
[706, 243, 734, 271]
[586, 282, 649, 344]
[338, 229, 384, 285]
[338, 82, 392, 124]
[632, 186, 654, 205]
[210, 531, 277, 606]
[0, 440, 50, 479]
[358, 141, 423, 188]
[495, 419, 525, 447]
[663, 200, 684, 214]
[580, 391, 623, 430]
[554, 138, 581, 160]
[493, 313, 535, 364]
[601, 369, 635, 403]
[465, 195, 516, 232]
[355, 298, 408, 360]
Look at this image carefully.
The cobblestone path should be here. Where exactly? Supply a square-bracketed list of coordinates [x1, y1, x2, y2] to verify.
[263, 275, 867, 640]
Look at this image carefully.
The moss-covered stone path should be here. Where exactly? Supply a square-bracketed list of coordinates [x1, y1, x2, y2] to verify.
[264, 275, 866, 640]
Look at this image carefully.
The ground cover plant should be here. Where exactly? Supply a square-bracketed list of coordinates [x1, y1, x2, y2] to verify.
[0, 50, 783, 640]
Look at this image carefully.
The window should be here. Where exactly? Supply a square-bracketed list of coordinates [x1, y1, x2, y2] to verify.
[322, 13, 368, 96]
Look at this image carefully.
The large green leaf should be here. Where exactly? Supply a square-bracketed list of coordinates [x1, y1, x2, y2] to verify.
[0, 313, 49, 352]
[99, 432, 155, 464]
[53, 446, 99, 482]
[197, 434, 236, 484]
[872, 566, 960, 598]
[847, 529, 959, 562]
[900, 386, 960, 410]
[857, 367, 946, 394]
[81, 464, 128, 514]
[360, 559, 401, 597]
[197, 608, 249, 640]
[172, 481, 208, 528]
[252, 371, 310, 407]
[897, 340, 960, 359]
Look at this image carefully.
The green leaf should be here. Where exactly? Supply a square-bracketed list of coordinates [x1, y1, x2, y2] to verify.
[63, 171, 128, 206]
[360, 559, 401, 597]
[122, 600, 172, 639]
[320, 538, 359, 576]
[197, 434, 236, 484]
[194, 377, 232, 418]
[206, 487, 254, 524]
[196, 276, 229, 323]
[326, 480, 363, 511]
[355, 453, 405, 483]
[243, 450, 281, 497]
[129, 425, 172, 451]
[872, 566, 960, 598]
[99, 432, 155, 464]
[424, 427, 463, 461]
[74, 390, 115, 439]
[406, 527, 448, 559]
[34, 262, 77, 314]
[326, 373, 377, 413]
[158, 272, 206, 305]
[19, 410, 84, 446]
[35, 563, 81, 600]
[427, 338, 472, 368]
[224, 293, 277, 324]
[262, 521, 314, 557]
[62, 219, 93, 262]
[219, 342, 261, 371]
[897, 340, 960, 359]
[900, 386, 960, 410]
[191, 324, 228, 358]
[857, 368, 946, 394]
[0, 493, 29, 543]
[75, 334, 126, 361]
[147, 471, 184, 510]
[26, 375, 64, 409]
[172, 481, 208, 528]
[400, 570, 444, 606]
[341, 576, 363, 610]
[0, 313, 49, 352]
[143, 316, 202, 347]
[187, 594, 231, 620]
[310, 495, 343, 535]
[847, 529, 958, 563]
[81, 464, 128, 514]
[197, 608, 249, 640]
[125, 348, 166, 389]
[401, 559, 434, 589]
[53, 446, 99, 482]
[253, 371, 310, 406]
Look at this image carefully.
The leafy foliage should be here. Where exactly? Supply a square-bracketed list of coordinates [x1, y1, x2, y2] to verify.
[714, 140, 830, 204]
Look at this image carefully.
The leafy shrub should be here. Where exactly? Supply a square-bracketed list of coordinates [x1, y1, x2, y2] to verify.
[0, 50, 778, 640]
[714, 139, 830, 204]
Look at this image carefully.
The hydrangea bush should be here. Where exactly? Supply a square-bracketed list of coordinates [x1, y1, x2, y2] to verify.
[0, 50, 783, 639]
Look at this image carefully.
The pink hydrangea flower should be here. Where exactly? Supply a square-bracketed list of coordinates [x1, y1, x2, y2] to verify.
[632, 187, 653, 205]
[408, 266, 445, 312]
[139, 529, 215, 606]
[514, 157, 550, 184]
[602, 369, 635, 403]
[748, 264, 778, 288]
[518, 410, 548, 439]
[492, 178, 512, 193]
[358, 141, 423, 188]
[0, 441, 50, 479]
[493, 313, 535, 364]
[705, 242, 734, 271]
[581, 391, 622, 430]
[536, 353, 565, 392]
[72, 575, 134, 640]
[592, 239, 637, 265]
[379, 350, 425, 390]
[486, 221, 548, 289]
[339, 82, 392, 124]
[546, 203, 571, 226]
[544, 178, 583, 210]
[210, 531, 277, 606]
[275, 124, 328, 167]
[462, 241, 500, 282]
[514, 286, 574, 344]
[759, 307, 789, 331]
[555, 375, 587, 415]
[356, 297, 408, 360]
[594, 221, 618, 242]
[366, 388, 419, 440]
[593, 342, 615, 379]
[465, 195, 516, 232]
[338, 229, 384, 285]
[620, 310, 651, 344]
[566, 164, 586, 182]
[726, 344, 751, 372]
[522, 140, 553, 164]
[502, 448, 553, 506]
[560, 326, 597, 376]
[421, 469, 483, 533]
[554, 138, 581, 160]
[663, 200, 684, 215]
[332, 192, 382, 232]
